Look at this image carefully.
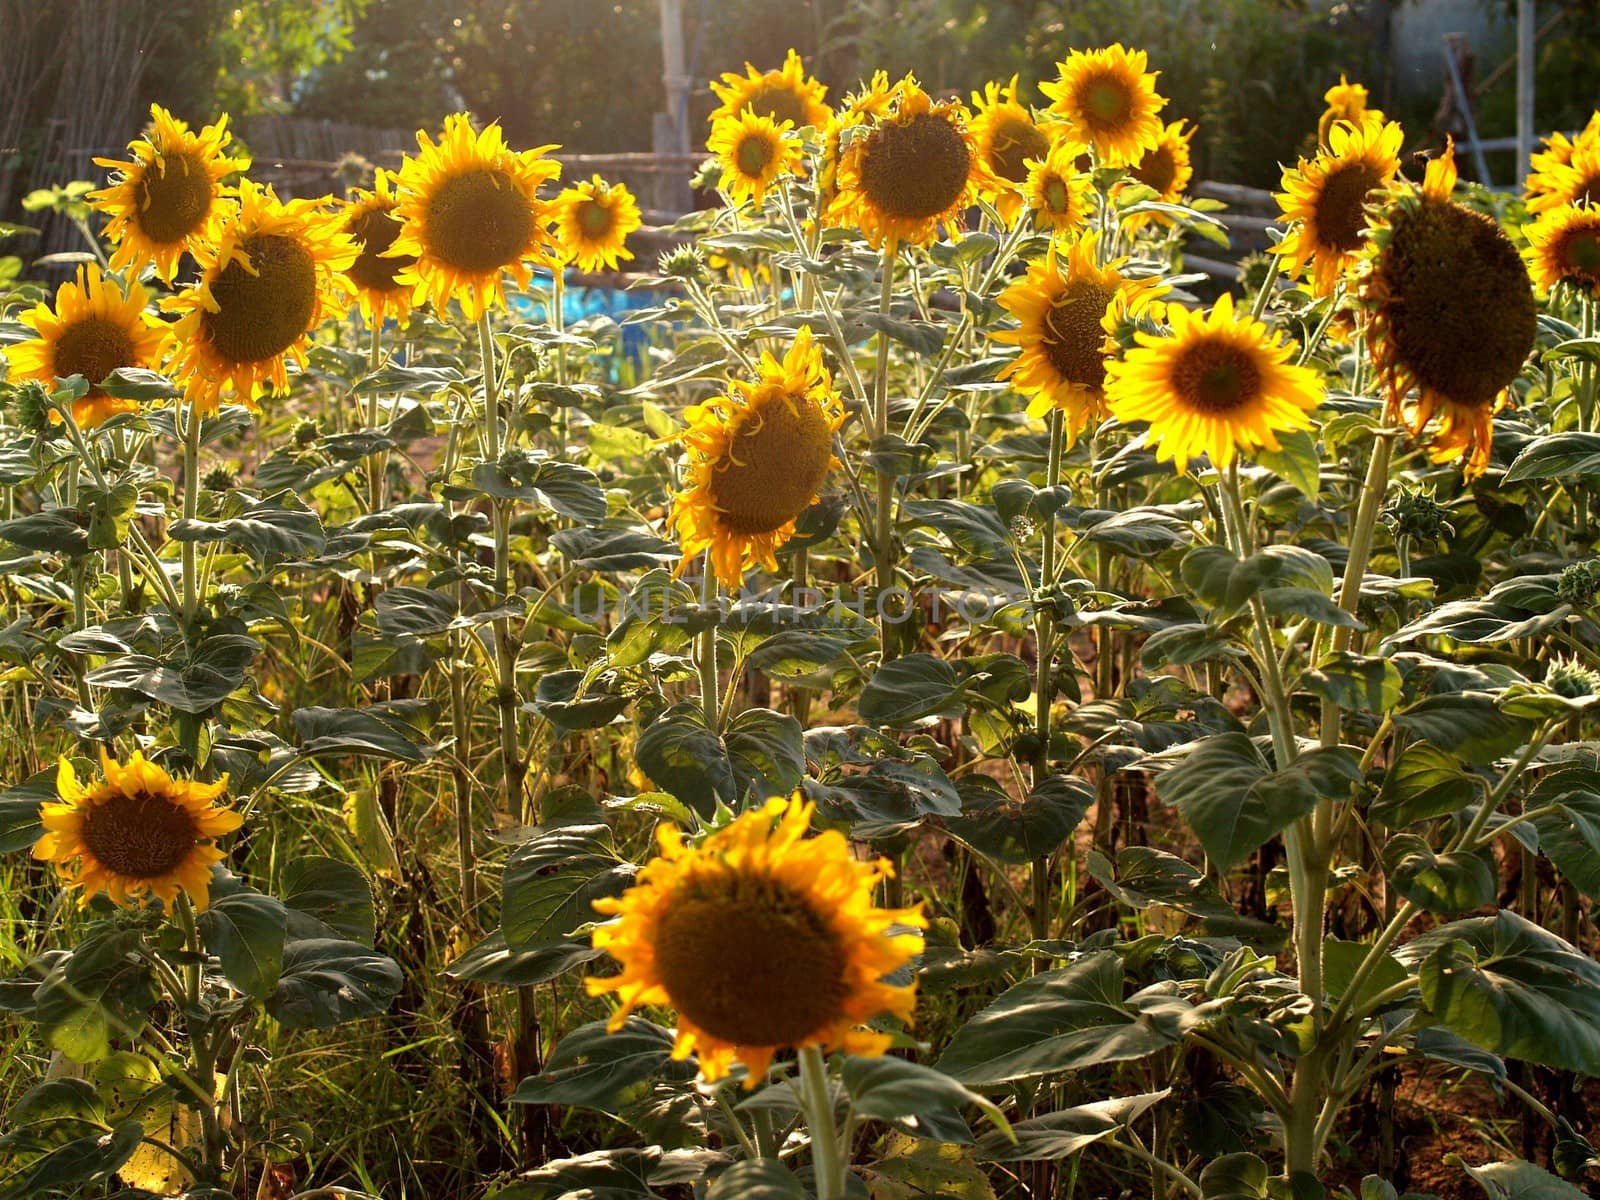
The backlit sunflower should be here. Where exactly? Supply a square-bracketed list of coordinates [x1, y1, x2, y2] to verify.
[7, 265, 169, 428]
[32, 750, 240, 912]
[1318, 74, 1385, 146]
[165, 179, 358, 413]
[1527, 203, 1600, 298]
[1021, 137, 1094, 236]
[1041, 44, 1166, 167]
[709, 49, 832, 132]
[552, 175, 643, 273]
[1359, 143, 1536, 479]
[388, 114, 561, 320]
[828, 74, 988, 249]
[90, 105, 244, 282]
[1275, 118, 1404, 297]
[1121, 117, 1196, 232]
[667, 327, 846, 588]
[1105, 291, 1324, 472]
[1527, 112, 1600, 193]
[994, 235, 1164, 442]
[1526, 135, 1600, 215]
[587, 794, 925, 1086]
[340, 169, 417, 327]
[819, 71, 895, 211]
[970, 76, 1051, 223]
[708, 112, 803, 208]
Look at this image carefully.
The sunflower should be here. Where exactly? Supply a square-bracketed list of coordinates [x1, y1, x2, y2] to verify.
[586, 794, 925, 1086]
[1359, 142, 1536, 479]
[1527, 112, 1600, 190]
[828, 74, 988, 249]
[552, 175, 643, 273]
[709, 48, 832, 132]
[165, 179, 358, 413]
[1121, 117, 1196, 232]
[1527, 203, 1600, 298]
[708, 112, 803, 208]
[32, 750, 240, 912]
[1021, 137, 1094, 236]
[1318, 74, 1385, 146]
[970, 76, 1050, 223]
[819, 70, 895, 210]
[1526, 135, 1600, 215]
[1275, 118, 1404, 297]
[388, 113, 562, 320]
[667, 327, 846, 588]
[1040, 44, 1166, 167]
[994, 235, 1164, 442]
[89, 104, 244, 282]
[1105, 291, 1324, 472]
[340, 169, 417, 327]
[7, 265, 169, 428]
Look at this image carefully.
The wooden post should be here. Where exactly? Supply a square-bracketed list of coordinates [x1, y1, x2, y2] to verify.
[655, 0, 693, 212]
[1517, 0, 1536, 182]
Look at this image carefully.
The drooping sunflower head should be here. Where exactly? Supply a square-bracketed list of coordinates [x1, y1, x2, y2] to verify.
[1275, 118, 1404, 297]
[7, 265, 169, 428]
[341, 168, 417, 327]
[828, 74, 987, 249]
[552, 175, 643, 273]
[1317, 74, 1385, 146]
[1040, 44, 1166, 167]
[709, 49, 832, 132]
[969, 75, 1051, 222]
[1120, 117, 1196, 232]
[388, 113, 562, 320]
[993, 235, 1165, 440]
[1104, 290, 1324, 473]
[667, 327, 846, 587]
[1527, 203, 1600, 299]
[587, 794, 925, 1086]
[708, 111, 804, 209]
[165, 179, 358, 413]
[89, 104, 245, 282]
[1526, 134, 1600, 215]
[33, 750, 240, 912]
[1022, 136, 1094, 236]
[1359, 142, 1537, 479]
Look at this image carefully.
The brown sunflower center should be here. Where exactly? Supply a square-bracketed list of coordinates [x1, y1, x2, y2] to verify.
[79, 789, 200, 880]
[653, 873, 849, 1048]
[1559, 225, 1600, 279]
[1042, 280, 1118, 389]
[52, 316, 137, 390]
[202, 232, 318, 365]
[987, 116, 1049, 184]
[859, 111, 972, 220]
[1081, 73, 1132, 129]
[742, 83, 810, 128]
[1378, 198, 1536, 410]
[1313, 161, 1384, 253]
[137, 151, 214, 245]
[1171, 337, 1264, 414]
[1040, 173, 1073, 216]
[346, 203, 414, 293]
[577, 198, 615, 239]
[708, 389, 833, 535]
[424, 167, 534, 274]
[735, 134, 775, 181]
[1131, 145, 1178, 196]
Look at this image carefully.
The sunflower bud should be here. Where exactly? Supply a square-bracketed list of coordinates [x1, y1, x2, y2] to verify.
[8, 381, 56, 435]
[1558, 560, 1600, 606]
[1008, 513, 1037, 542]
[1382, 486, 1453, 542]
[658, 244, 708, 283]
[203, 466, 236, 493]
[1547, 658, 1600, 700]
[294, 419, 319, 447]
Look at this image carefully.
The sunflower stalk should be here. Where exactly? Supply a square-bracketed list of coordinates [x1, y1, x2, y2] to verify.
[1030, 408, 1066, 941]
[179, 399, 204, 628]
[698, 558, 722, 732]
[873, 245, 899, 659]
[798, 1045, 846, 1200]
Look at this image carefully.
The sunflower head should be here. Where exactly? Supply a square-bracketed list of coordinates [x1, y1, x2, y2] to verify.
[1359, 141, 1536, 479]
[970, 75, 1050, 222]
[708, 112, 804, 209]
[1526, 135, 1600, 214]
[993, 235, 1165, 440]
[586, 794, 925, 1086]
[388, 114, 562, 320]
[1527, 113, 1600, 192]
[341, 168, 417, 327]
[1317, 74, 1385, 146]
[1022, 136, 1093, 236]
[552, 175, 643, 273]
[1120, 117, 1196, 232]
[33, 750, 240, 912]
[709, 49, 832, 132]
[1104, 290, 1324, 472]
[1275, 118, 1404, 297]
[165, 179, 358, 413]
[89, 104, 244, 282]
[1040, 44, 1166, 167]
[7, 265, 169, 428]
[827, 74, 988, 249]
[1528, 203, 1600, 299]
[667, 327, 846, 587]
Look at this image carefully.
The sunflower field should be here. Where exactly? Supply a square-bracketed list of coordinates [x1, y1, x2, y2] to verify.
[5, 39, 1600, 1200]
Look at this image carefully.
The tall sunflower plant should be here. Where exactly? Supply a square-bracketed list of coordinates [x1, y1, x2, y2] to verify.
[0, 51, 1598, 1200]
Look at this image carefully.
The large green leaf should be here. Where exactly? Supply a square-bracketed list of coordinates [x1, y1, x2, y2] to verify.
[706, 1160, 807, 1200]
[842, 1054, 1012, 1145]
[859, 654, 967, 727]
[944, 774, 1094, 865]
[1385, 835, 1497, 915]
[267, 938, 402, 1030]
[1460, 1158, 1589, 1200]
[198, 888, 288, 999]
[1392, 694, 1536, 765]
[446, 932, 604, 986]
[501, 824, 638, 949]
[511, 1017, 691, 1110]
[1371, 742, 1480, 827]
[974, 1090, 1168, 1161]
[1525, 767, 1600, 898]
[280, 855, 375, 946]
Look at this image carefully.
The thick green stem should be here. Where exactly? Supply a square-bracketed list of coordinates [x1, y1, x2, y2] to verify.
[873, 245, 899, 659]
[798, 1045, 844, 1200]
[478, 314, 524, 820]
[180, 401, 203, 627]
[364, 320, 386, 514]
[698, 559, 721, 732]
[1030, 410, 1066, 941]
